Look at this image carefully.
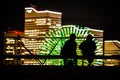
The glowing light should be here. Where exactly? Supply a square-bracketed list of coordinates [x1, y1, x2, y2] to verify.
[14, 31, 22, 35]
[104, 40, 120, 44]
[25, 7, 62, 15]
[26, 9, 32, 13]
[88, 28, 103, 32]
[38, 25, 103, 66]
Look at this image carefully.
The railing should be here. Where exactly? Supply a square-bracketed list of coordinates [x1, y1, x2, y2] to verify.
[1, 55, 120, 66]
[1, 55, 120, 59]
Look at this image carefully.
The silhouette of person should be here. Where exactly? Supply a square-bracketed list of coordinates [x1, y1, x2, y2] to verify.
[60, 33, 77, 66]
[79, 34, 97, 66]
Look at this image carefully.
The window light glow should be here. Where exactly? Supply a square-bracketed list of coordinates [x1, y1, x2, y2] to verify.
[25, 19, 34, 22]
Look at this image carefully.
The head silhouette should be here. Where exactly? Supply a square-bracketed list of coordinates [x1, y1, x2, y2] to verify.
[87, 34, 93, 41]
[70, 34, 76, 40]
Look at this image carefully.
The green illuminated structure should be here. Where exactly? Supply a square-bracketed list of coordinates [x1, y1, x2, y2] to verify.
[37, 25, 103, 66]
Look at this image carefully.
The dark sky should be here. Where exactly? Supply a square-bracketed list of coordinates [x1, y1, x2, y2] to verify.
[0, 0, 119, 40]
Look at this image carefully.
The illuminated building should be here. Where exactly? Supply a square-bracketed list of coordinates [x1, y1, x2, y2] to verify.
[24, 7, 62, 55]
[23, 7, 62, 65]
[3, 7, 120, 66]
[38, 25, 104, 66]
[23, 23, 104, 66]
[4, 30, 24, 65]
[104, 40, 120, 66]
[4, 27, 120, 66]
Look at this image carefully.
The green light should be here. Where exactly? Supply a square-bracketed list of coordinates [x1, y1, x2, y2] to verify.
[37, 25, 103, 66]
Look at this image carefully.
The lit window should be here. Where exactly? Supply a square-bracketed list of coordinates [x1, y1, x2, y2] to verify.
[25, 19, 34, 22]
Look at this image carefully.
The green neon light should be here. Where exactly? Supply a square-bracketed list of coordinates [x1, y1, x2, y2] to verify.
[37, 25, 103, 66]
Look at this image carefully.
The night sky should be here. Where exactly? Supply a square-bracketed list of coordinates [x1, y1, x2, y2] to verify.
[0, 0, 119, 53]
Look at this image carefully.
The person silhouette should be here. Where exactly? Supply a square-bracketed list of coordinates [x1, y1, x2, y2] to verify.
[79, 34, 97, 66]
[60, 33, 77, 66]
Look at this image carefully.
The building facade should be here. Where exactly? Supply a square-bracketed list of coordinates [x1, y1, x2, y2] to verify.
[4, 30, 24, 65]
[3, 7, 120, 66]
[24, 7, 62, 55]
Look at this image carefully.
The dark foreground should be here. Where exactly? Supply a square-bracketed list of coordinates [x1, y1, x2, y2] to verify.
[0, 65, 120, 80]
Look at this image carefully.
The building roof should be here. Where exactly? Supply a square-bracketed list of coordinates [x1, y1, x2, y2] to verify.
[104, 40, 120, 50]
[25, 7, 62, 15]
[104, 40, 120, 55]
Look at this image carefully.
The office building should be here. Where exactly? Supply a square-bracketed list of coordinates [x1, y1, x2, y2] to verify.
[4, 30, 24, 65]
[3, 7, 120, 66]
[24, 7, 62, 55]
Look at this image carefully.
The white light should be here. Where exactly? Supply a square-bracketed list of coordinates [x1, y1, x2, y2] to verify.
[88, 28, 103, 32]
[25, 7, 62, 15]
[104, 40, 120, 44]
[26, 9, 32, 13]
[25, 19, 34, 22]
[5, 58, 14, 60]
